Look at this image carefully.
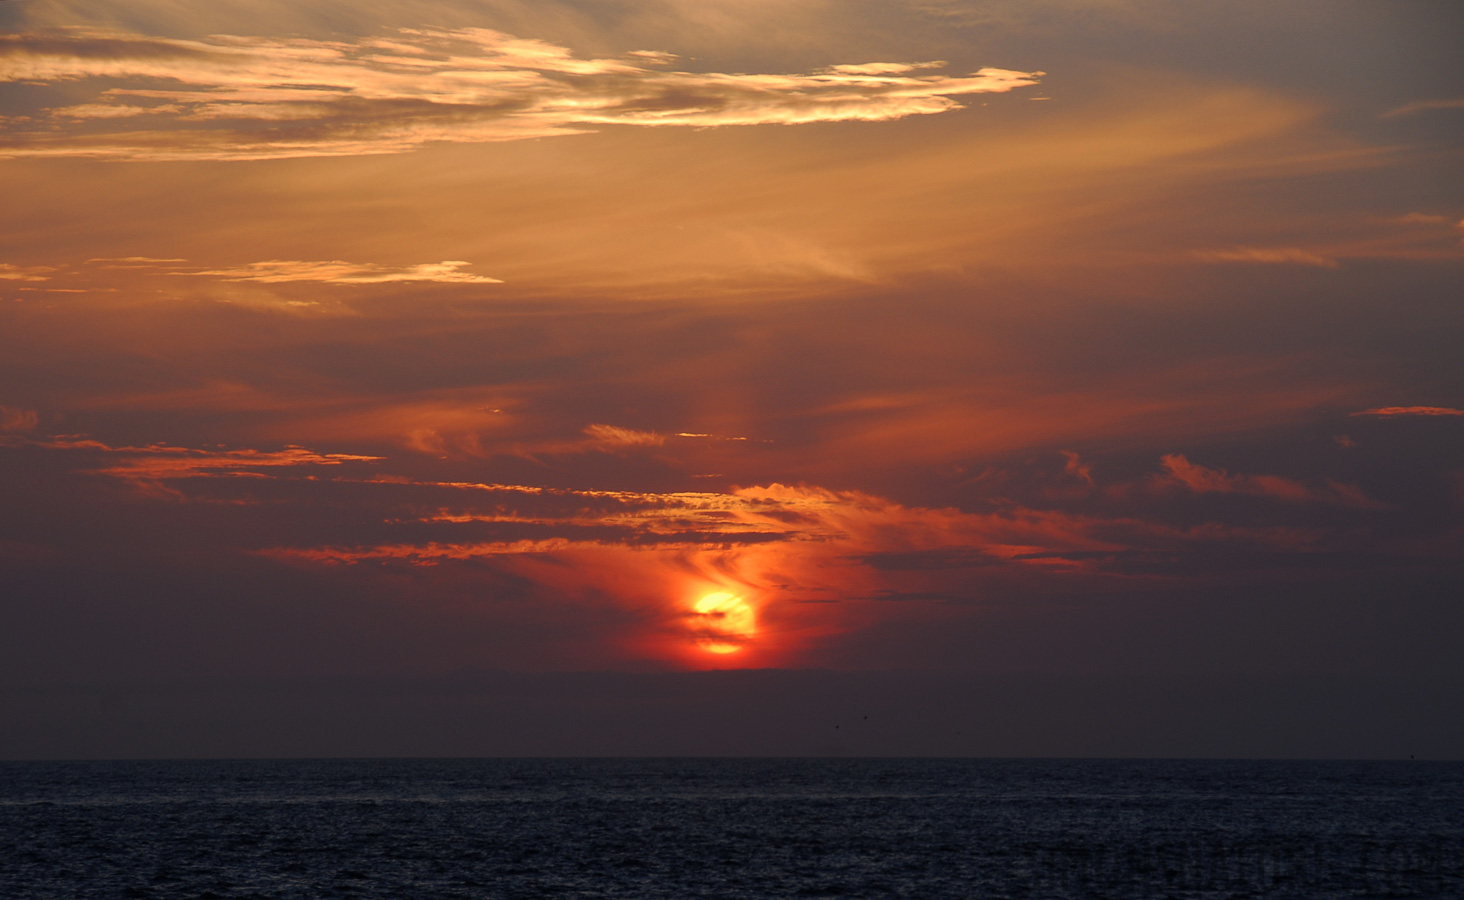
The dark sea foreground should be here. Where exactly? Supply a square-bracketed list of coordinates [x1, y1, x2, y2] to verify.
[1, 759, 1461, 899]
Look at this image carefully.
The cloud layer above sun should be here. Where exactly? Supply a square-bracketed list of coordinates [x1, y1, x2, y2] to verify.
[0, 0, 1460, 686]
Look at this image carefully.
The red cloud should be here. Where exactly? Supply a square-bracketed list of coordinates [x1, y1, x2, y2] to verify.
[1352, 406, 1464, 417]
[0, 405, 38, 433]
[1155, 454, 1386, 508]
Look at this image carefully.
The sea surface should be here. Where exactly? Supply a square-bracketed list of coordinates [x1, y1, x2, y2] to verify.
[1, 758, 1461, 899]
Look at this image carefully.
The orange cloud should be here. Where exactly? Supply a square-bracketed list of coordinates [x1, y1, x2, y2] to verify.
[0, 63, 1399, 301]
[1192, 247, 1338, 268]
[258, 480, 1130, 664]
[0, 27, 1040, 160]
[0, 263, 57, 282]
[1352, 406, 1464, 417]
[39, 437, 381, 494]
[188, 259, 502, 284]
[249, 470, 1389, 666]
[584, 424, 665, 448]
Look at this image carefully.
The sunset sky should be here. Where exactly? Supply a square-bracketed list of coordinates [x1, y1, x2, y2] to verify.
[2, 0, 1461, 757]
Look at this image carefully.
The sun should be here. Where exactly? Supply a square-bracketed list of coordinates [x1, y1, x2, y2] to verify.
[692, 591, 755, 654]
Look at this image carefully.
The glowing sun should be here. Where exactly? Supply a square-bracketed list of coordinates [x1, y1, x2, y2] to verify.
[692, 591, 755, 654]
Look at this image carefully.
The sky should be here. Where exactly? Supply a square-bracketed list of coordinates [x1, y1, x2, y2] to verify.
[2, 0, 1462, 758]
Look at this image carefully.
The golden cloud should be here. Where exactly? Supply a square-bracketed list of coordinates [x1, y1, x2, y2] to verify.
[0, 27, 1041, 160]
[0, 263, 58, 282]
[188, 259, 503, 284]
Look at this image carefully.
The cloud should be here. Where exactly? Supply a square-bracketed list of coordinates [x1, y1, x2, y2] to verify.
[188, 259, 503, 284]
[247, 473, 1393, 668]
[1382, 97, 1464, 118]
[38, 437, 381, 494]
[1352, 406, 1464, 418]
[0, 257, 501, 292]
[584, 424, 665, 448]
[0, 405, 39, 433]
[1192, 247, 1337, 268]
[1154, 454, 1384, 508]
[86, 256, 190, 267]
[0, 263, 57, 282]
[0, 27, 1041, 160]
[1059, 450, 1093, 485]
[1388, 213, 1451, 226]
[16, 423, 1430, 665]
[260, 480, 1133, 576]
[260, 473, 1347, 580]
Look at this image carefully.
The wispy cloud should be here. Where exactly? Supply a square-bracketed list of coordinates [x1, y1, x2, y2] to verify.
[1154, 453, 1385, 508]
[17, 426, 1430, 664]
[0, 27, 1041, 160]
[584, 424, 665, 448]
[0, 405, 39, 434]
[1059, 450, 1094, 485]
[261, 480, 1130, 567]
[40, 437, 381, 494]
[1192, 246, 1337, 268]
[5, 256, 502, 287]
[0, 263, 57, 282]
[1352, 406, 1464, 418]
[247, 472, 1373, 667]
[189, 259, 502, 284]
[1382, 97, 1464, 118]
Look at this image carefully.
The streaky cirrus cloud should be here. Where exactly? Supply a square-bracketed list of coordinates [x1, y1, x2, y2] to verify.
[0, 27, 1041, 161]
[24, 428, 1328, 575]
[0, 263, 58, 281]
[6, 257, 501, 288]
[1352, 406, 1464, 417]
[1153, 454, 1386, 509]
[1191, 247, 1338, 268]
[584, 424, 665, 448]
[246, 471, 1373, 666]
[38, 436, 381, 495]
[14, 418, 1449, 667]
[189, 259, 503, 284]
[1382, 97, 1464, 118]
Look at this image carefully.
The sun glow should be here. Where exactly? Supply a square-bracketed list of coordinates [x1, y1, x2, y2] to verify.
[692, 591, 755, 654]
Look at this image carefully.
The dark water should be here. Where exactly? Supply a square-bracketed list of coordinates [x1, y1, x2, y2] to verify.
[1, 759, 1461, 899]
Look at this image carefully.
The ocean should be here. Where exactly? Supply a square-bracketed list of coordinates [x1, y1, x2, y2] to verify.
[1, 758, 1460, 898]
